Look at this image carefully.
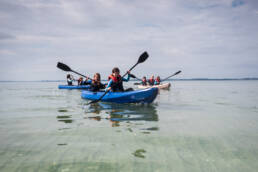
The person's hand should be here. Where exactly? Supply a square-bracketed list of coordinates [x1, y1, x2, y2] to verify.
[127, 71, 130, 74]
[105, 87, 112, 92]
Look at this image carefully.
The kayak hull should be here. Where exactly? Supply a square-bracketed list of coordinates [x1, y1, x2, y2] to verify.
[138, 82, 171, 90]
[58, 85, 90, 90]
[81, 88, 158, 104]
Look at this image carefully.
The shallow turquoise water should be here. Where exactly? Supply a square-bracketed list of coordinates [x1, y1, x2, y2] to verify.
[0, 81, 258, 171]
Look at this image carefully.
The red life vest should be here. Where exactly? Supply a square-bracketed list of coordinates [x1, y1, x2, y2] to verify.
[108, 74, 121, 83]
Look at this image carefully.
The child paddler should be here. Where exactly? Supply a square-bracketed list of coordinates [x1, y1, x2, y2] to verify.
[141, 76, 147, 86]
[105, 67, 132, 92]
[154, 76, 161, 85]
[78, 77, 83, 85]
[148, 75, 155, 86]
[85, 73, 106, 92]
[66, 74, 74, 85]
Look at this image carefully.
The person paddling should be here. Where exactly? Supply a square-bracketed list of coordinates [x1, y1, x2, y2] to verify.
[141, 76, 147, 86]
[78, 77, 84, 85]
[67, 74, 74, 85]
[85, 73, 106, 92]
[148, 75, 155, 86]
[154, 76, 161, 85]
[105, 67, 132, 92]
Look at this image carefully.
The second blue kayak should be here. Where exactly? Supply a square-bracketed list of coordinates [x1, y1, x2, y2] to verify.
[81, 87, 158, 104]
[58, 85, 90, 90]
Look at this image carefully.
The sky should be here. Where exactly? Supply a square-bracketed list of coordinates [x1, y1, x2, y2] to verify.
[0, 0, 258, 81]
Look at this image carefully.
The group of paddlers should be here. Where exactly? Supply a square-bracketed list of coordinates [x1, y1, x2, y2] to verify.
[66, 67, 162, 92]
[66, 67, 133, 92]
[141, 75, 161, 86]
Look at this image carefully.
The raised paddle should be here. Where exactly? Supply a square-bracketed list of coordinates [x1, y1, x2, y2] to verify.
[161, 70, 181, 82]
[87, 51, 149, 105]
[129, 73, 142, 81]
[57, 62, 92, 80]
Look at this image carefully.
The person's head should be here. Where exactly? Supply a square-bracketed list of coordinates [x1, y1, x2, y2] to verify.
[112, 67, 120, 77]
[79, 77, 83, 81]
[94, 73, 101, 81]
[156, 76, 160, 81]
[143, 76, 146, 80]
[67, 74, 71, 79]
[151, 75, 154, 80]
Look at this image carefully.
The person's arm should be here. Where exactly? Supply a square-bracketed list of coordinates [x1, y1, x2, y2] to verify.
[105, 80, 113, 91]
[122, 73, 130, 82]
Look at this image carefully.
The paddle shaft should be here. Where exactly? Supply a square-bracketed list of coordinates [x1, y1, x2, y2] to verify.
[71, 70, 92, 80]
[161, 71, 181, 82]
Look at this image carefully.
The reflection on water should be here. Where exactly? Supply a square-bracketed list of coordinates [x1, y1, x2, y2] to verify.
[132, 149, 147, 158]
[84, 102, 158, 123]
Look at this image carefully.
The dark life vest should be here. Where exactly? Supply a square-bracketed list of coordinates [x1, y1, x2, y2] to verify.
[142, 79, 147, 86]
[108, 74, 124, 92]
[148, 78, 155, 85]
[90, 80, 105, 92]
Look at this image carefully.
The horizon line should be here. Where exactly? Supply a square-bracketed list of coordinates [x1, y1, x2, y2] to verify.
[0, 77, 258, 82]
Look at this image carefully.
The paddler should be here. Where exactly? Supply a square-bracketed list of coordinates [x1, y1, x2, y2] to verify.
[141, 76, 147, 86]
[66, 74, 74, 85]
[154, 76, 161, 85]
[148, 75, 155, 86]
[84, 73, 106, 92]
[105, 67, 132, 92]
[78, 77, 83, 85]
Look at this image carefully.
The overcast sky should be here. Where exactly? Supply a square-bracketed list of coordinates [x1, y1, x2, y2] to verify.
[0, 0, 258, 81]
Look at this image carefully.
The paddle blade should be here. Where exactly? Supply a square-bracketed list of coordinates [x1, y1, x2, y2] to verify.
[137, 51, 149, 63]
[129, 74, 136, 78]
[175, 70, 181, 75]
[57, 62, 71, 72]
[86, 100, 98, 105]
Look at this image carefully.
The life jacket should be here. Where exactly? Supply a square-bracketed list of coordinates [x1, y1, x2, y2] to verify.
[67, 78, 73, 85]
[90, 80, 105, 92]
[108, 74, 121, 82]
[148, 78, 155, 85]
[155, 78, 161, 85]
[108, 74, 124, 92]
[78, 78, 83, 85]
[142, 79, 147, 86]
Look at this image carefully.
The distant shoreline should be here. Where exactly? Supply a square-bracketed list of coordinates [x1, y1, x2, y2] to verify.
[0, 78, 258, 82]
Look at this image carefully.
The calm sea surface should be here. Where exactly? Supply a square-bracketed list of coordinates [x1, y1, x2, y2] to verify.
[0, 81, 258, 172]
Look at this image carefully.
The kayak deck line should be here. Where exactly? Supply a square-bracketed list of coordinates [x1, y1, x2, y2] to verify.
[58, 85, 91, 90]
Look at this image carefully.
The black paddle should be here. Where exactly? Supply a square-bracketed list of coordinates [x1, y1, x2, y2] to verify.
[57, 62, 92, 80]
[87, 51, 149, 105]
[129, 74, 142, 81]
[161, 70, 181, 82]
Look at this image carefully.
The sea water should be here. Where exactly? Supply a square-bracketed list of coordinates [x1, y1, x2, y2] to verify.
[0, 81, 258, 172]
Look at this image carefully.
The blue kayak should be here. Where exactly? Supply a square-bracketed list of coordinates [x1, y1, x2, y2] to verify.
[58, 85, 90, 90]
[81, 87, 158, 104]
